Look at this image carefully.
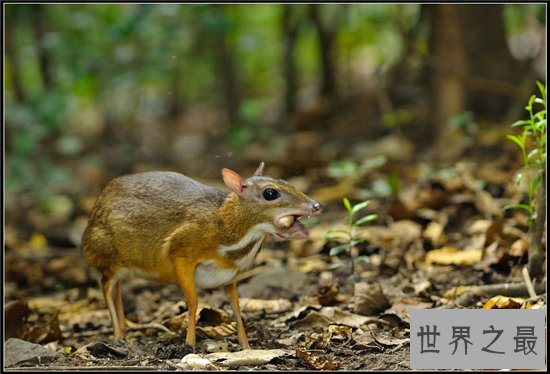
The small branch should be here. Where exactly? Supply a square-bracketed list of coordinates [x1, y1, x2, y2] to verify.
[444, 282, 546, 308]
[528, 166, 546, 280]
[521, 266, 537, 299]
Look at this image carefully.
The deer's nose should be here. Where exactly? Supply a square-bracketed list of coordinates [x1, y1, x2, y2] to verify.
[311, 201, 323, 215]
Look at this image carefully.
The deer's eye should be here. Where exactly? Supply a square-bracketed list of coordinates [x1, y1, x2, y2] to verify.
[263, 188, 280, 201]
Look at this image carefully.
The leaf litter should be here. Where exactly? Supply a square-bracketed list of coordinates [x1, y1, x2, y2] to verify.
[5, 141, 546, 370]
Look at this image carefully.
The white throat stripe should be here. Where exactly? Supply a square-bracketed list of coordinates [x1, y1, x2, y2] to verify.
[218, 223, 276, 255]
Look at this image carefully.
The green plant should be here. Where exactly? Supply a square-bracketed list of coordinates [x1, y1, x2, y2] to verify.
[325, 197, 378, 276]
[504, 81, 546, 225]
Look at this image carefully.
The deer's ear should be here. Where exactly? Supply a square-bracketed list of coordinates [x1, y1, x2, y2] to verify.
[222, 168, 246, 195]
[254, 161, 265, 176]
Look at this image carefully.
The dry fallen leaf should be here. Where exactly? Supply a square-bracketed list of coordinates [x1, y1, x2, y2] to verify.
[205, 349, 290, 367]
[5, 300, 31, 339]
[317, 284, 339, 306]
[425, 246, 482, 266]
[296, 348, 338, 370]
[179, 353, 217, 370]
[509, 238, 529, 257]
[318, 307, 373, 328]
[353, 283, 391, 316]
[483, 296, 526, 309]
[373, 333, 410, 347]
[423, 221, 447, 247]
[239, 298, 292, 314]
[291, 311, 334, 330]
[443, 286, 473, 299]
[304, 325, 352, 349]
[21, 311, 62, 344]
[197, 323, 237, 340]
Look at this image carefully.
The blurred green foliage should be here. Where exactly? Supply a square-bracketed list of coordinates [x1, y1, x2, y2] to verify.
[4, 4, 544, 208]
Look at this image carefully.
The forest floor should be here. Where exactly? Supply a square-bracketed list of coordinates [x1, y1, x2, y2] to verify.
[4, 129, 546, 371]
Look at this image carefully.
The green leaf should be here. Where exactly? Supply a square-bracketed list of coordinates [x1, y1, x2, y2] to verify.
[527, 148, 540, 160]
[511, 119, 530, 128]
[531, 174, 542, 194]
[349, 239, 365, 247]
[536, 81, 546, 96]
[350, 201, 370, 219]
[324, 230, 350, 240]
[353, 214, 378, 226]
[527, 94, 536, 108]
[515, 172, 523, 186]
[325, 229, 351, 235]
[329, 262, 346, 270]
[343, 197, 352, 213]
[354, 255, 370, 264]
[503, 203, 532, 213]
[330, 244, 350, 256]
[506, 135, 525, 151]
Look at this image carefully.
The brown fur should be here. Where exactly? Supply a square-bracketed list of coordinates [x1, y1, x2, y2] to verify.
[81, 167, 321, 350]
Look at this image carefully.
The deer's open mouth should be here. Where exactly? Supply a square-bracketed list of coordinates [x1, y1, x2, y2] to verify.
[272, 214, 309, 241]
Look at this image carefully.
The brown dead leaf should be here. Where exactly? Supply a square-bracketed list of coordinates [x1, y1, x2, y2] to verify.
[304, 332, 331, 350]
[443, 286, 473, 299]
[358, 220, 421, 258]
[416, 185, 447, 210]
[21, 311, 62, 344]
[5, 300, 31, 339]
[296, 348, 338, 370]
[468, 219, 492, 235]
[206, 349, 290, 367]
[163, 313, 188, 334]
[483, 296, 525, 309]
[425, 246, 482, 266]
[304, 325, 352, 350]
[272, 305, 321, 327]
[197, 323, 237, 340]
[382, 297, 433, 325]
[317, 284, 339, 306]
[509, 239, 529, 257]
[319, 307, 373, 328]
[198, 306, 232, 325]
[163, 306, 233, 337]
[352, 330, 379, 350]
[291, 311, 334, 330]
[373, 332, 410, 347]
[474, 190, 502, 218]
[353, 283, 391, 316]
[239, 298, 292, 314]
[423, 221, 447, 247]
[327, 325, 353, 343]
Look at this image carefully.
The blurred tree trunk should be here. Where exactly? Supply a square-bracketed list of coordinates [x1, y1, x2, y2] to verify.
[211, 6, 241, 128]
[426, 4, 467, 144]
[5, 18, 26, 103]
[309, 4, 337, 100]
[422, 4, 526, 152]
[459, 4, 526, 118]
[282, 4, 300, 115]
[30, 4, 54, 91]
